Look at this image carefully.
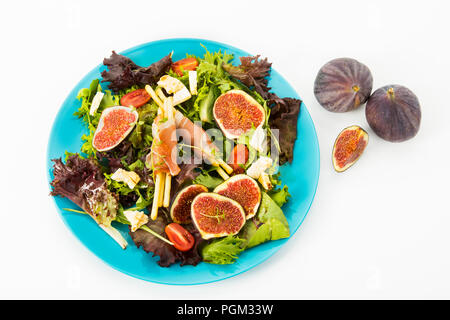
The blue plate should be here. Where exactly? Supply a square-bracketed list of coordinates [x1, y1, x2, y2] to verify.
[47, 38, 320, 285]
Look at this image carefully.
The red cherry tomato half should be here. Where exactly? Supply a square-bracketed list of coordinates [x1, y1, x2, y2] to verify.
[120, 89, 151, 108]
[171, 57, 199, 76]
[228, 144, 249, 174]
[165, 223, 195, 252]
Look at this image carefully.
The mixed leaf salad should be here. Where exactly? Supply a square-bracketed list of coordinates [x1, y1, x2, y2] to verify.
[50, 46, 302, 267]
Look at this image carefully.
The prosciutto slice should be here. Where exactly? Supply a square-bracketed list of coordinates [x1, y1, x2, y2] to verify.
[147, 113, 181, 176]
[174, 111, 220, 166]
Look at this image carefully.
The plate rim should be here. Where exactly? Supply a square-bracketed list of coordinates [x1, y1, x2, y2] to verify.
[46, 37, 320, 285]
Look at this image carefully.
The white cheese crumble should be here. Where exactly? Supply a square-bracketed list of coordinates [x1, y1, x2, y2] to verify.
[111, 168, 140, 189]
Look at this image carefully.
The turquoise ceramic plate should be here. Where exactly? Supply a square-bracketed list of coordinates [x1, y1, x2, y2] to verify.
[47, 38, 320, 285]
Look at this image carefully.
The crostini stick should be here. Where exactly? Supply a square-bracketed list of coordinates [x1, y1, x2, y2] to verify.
[162, 96, 175, 207]
[156, 87, 168, 103]
[151, 172, 163, 220]
[145, 85, 164, 108]
[217, 159, 233, 174]
[150, 90, 169, 219]
[157, 172, 165, 207]
[163, 174, 172, 208]
[216, 167, 230, 180]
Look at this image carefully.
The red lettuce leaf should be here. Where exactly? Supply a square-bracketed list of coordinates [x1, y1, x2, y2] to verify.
[223, 55, 289, 108]
[50, 155, 118, 224]
[101, 51, 172, 92]
[129, 209, 203, 267]
[223, 55, 272, 99]
[269, 98, 302, 164]
[50, 155, 103, 208]
[169, 160, 201, 204]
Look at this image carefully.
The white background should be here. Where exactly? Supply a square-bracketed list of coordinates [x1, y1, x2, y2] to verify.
[1, 0, 449, 299]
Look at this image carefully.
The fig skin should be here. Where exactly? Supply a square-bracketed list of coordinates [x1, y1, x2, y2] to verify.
[170, 184, 208, 224]
[365, 85, 421, 142]
[314, 58, 373, 112]
[332, 125, 369, 172]
[213, 174, 261, 219]
[191, 193, 246, 240]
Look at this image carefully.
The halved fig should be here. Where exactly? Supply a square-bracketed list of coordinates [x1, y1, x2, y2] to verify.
[191, 193, 246, 240]
[92, 106, 138, 152]
[213, 89, 265, 139]
[332, 125, 369, 172]
[213, 174, 261, 219]
[170, 184, 208, 224]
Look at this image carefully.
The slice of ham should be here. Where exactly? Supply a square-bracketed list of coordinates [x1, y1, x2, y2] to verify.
[174, 111, 220, 166]
[147, 113, 181, 176]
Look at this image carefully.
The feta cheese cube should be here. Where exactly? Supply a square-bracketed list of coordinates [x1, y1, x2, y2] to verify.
[188, 71, 198, 95]
[250, 126, 267, 153]
[157, 75, 185, 94]
[258, 172, 273, 190]
[111, 168, 140, 189]
[124, 210, 149, 232]
[172, 86, 192, 106]
[246, 156, 273, 180]
[89, 91, 104, 116]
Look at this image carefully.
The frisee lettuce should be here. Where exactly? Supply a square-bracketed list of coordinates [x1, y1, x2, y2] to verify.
[268, 185, 291, 208]
[201, 236, 246, 265]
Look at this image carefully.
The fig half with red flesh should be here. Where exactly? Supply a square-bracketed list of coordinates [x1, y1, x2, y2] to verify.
[92, 106, 138, 152]
[213, 89, 265, 139]
[332, 125, 369, 172]
[191, 193, 246, 240]
[213, 174, 261, 219]
[170, 184, 208, 224]
[314, 58, 373, 112]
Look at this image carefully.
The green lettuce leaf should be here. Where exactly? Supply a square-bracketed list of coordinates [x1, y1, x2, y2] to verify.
[242, 192, 290, 248]
[193, 172, 223, 190]
[201, 236, 246, 265]
[268, 185, 291, 208]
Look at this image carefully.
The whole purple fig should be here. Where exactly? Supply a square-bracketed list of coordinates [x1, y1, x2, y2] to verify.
[314, 58, 373, 112]
[365, 85, 421, 142]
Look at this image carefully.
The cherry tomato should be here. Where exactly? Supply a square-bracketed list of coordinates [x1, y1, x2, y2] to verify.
[228, 144, 249, 174]
[171, 57, 199, 76]
[120, 89, 151, 108]
[165, 223, 195, 252]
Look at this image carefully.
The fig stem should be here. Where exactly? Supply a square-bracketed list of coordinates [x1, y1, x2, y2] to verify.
[387, 87, 395, 100]
[200, 209, 225, 223]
